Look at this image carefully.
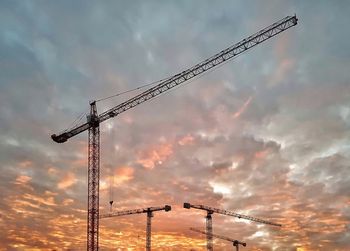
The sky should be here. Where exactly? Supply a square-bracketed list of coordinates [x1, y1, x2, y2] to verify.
[0, 0, 350, 250]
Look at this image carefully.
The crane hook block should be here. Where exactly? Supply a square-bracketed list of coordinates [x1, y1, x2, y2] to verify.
[165, 205, 171, 212]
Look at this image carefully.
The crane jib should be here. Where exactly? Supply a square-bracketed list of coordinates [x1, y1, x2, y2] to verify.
[190, 228, 246, 247]
[184, 202, 282, 227]
[51, 15, 297, 251]
[51, 15, 297, 143]
[100, 205, 171, 219]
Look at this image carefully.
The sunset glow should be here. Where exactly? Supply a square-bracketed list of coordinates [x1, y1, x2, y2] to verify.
[1, 1, 349, 251]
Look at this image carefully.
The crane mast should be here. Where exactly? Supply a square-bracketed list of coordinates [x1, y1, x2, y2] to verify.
[184, 203, 281, 251]
[190, 228, 246, 251]
[87, 101, 100, 250]
[206, 211, 213, 251]
[100, 205, 171, 251]
[51, 15, 297, 251]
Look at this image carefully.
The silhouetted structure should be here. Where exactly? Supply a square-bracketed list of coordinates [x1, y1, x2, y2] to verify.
[51, 15, 297, 251]
[184, 203, 281, 250]
[190, 227, 246, 251]
[100, 205, 171, 251]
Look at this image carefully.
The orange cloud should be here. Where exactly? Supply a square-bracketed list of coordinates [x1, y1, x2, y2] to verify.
[24, 193, 56, 207]
[47, 166, 58, 175]
[114, 166, 135, 185]
[57, 172, 77, 189]
[137, 143, 173, 169]
[268, 34, 295, 87]
[233, 96, 252, 119]
[178, 134, 194, 146]
[255, 150, 268, 159]
[14, 175, 31, 185]
[63, 198, 74, 206]
[269, 58, 295, 87]
[99, 229, 207, 250]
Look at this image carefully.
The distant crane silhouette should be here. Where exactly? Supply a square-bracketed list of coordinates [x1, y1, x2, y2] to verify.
[190, 227, 246, 251]
[100, 205, 171, 251]
[51, 15, 297, 250]
[184, 203, 281, 251]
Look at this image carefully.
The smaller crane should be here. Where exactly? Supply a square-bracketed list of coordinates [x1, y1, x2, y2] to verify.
[184, 203, 281, 251]
[190, 227, 246, 251]
[100, 205, 171, 251]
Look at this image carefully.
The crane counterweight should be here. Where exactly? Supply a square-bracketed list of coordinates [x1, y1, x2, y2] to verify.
[51, 133, 68, 143]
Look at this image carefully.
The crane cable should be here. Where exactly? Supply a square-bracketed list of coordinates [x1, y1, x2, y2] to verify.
[131, 47, 252, 103]
[58, 110, 87, 135]
[95, 41, 251, 104]
[109, 169, 114, 212]
[62, 44, 252, 135]
[95, 76, 172, 103]
[60, 79, 164, 133]
[69, 111, 86, 129]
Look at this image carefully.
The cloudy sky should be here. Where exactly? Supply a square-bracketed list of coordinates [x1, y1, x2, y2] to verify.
[1, 0, 350, 250]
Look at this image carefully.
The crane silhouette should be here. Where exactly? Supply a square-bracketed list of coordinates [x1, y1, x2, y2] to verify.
[100, 205, 171, 251]
[51, 15, 297, 250]
[190, 227, 246, 251]
[184, 203, 281, 250]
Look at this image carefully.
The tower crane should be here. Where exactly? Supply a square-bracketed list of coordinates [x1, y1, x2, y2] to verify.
[190, 228, 246, 251]
[51, 15, 297, 251]
[100, 205, 171, 251]
[184, 203, 281, 251]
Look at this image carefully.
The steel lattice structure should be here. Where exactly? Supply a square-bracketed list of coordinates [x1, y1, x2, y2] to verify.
[184, 203, 282, 226]
[190, 228, 246, 251]
[100, 205, 171, 251]
[206, 212, 213, 251]
[184, 203, 281, 250]
[51, 15, 297, 251]
[146, 211, 153, 251]
[87, 102, 100, 250]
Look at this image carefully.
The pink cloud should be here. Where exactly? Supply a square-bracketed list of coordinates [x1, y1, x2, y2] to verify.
[178, 134, 194, 146]
[137, 143, 173, 169]
[233, 96, 253, 119]
[57, 172, 77, 189]
[14, 175, 31, 185]
[114, 166, 135, 185]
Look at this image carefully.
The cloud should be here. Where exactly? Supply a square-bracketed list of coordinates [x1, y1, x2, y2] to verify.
[0, 0, 350, 250]
[137, 143, 173, 170]
[114, 166, 135, 185]
[14, 175, 32, 185]
[57, 172, 77, 189]
[233, 96, 252, 119]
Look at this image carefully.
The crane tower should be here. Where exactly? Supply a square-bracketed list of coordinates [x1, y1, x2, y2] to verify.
[190, 227, 246, 251]
[51, 16, 297, 250]
[100, 205, 171, 251]
[184, 203, 281, 251]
